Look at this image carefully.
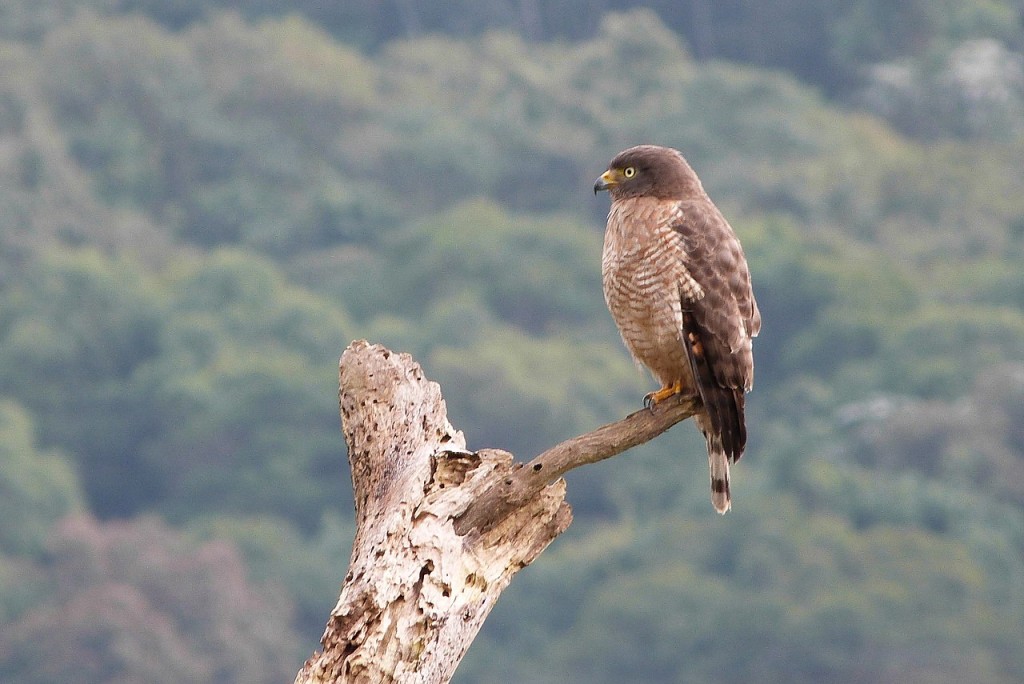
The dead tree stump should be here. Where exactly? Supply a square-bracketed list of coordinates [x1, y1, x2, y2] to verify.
[295, 340, 698, 684]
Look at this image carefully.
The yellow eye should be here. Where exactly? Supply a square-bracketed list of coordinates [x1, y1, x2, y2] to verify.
[623, 167, 636, 178]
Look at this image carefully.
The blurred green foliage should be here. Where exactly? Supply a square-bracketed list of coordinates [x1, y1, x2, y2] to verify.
[0, 3, 1022, 683]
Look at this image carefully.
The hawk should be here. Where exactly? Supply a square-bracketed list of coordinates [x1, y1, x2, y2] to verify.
[594, 145, 760, 513]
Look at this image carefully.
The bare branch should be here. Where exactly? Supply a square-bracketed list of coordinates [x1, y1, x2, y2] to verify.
[454, 393, 699, 535]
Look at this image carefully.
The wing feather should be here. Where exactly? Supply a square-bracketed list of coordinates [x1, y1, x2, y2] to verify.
[671, 199, 757, 462]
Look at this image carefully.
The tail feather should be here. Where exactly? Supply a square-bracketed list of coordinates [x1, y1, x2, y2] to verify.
[682, 311, 748, 513]
[705, 386, 746, 463]
[707, 432, 732, 514]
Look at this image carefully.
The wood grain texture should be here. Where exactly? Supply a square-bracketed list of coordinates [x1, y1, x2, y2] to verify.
[295, 341, 699, 683]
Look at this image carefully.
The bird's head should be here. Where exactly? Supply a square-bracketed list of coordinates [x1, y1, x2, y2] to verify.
[593, 145, 701, 201]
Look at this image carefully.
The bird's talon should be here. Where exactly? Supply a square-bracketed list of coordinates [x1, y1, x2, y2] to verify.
[643, 381, 683, 411]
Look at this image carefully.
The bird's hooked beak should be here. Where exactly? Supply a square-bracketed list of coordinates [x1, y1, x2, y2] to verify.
[593, 168, 619, 194]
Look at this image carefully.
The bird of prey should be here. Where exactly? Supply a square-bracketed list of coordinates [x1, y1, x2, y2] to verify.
[594, 145, 760, 513]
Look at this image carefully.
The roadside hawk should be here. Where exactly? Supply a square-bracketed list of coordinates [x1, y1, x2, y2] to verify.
[594, 145, 760, 513]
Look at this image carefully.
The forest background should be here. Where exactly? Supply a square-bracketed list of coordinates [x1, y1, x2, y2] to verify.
[1, 1, 1024, 682]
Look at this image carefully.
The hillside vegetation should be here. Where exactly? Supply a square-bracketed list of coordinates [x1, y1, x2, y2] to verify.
[0, 3, 1023, 682]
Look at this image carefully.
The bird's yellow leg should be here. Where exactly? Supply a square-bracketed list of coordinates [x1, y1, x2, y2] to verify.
[643, 379, 683, 410]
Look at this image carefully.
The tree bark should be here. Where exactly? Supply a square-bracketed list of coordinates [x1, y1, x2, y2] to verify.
[294, 340, 699, 684]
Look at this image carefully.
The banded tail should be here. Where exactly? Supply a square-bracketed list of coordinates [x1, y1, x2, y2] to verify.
[684, 311, 747, 514]
[699, 396, 744, 514]
[707, 432, 732, 514]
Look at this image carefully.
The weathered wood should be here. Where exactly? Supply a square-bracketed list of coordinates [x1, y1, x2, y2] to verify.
[455, 392, 700, 536]
[295, 340, 699, 684]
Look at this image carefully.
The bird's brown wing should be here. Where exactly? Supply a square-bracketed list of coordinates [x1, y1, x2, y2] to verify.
[682, 310, 747, 461]
[671, 198, 758, 462]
